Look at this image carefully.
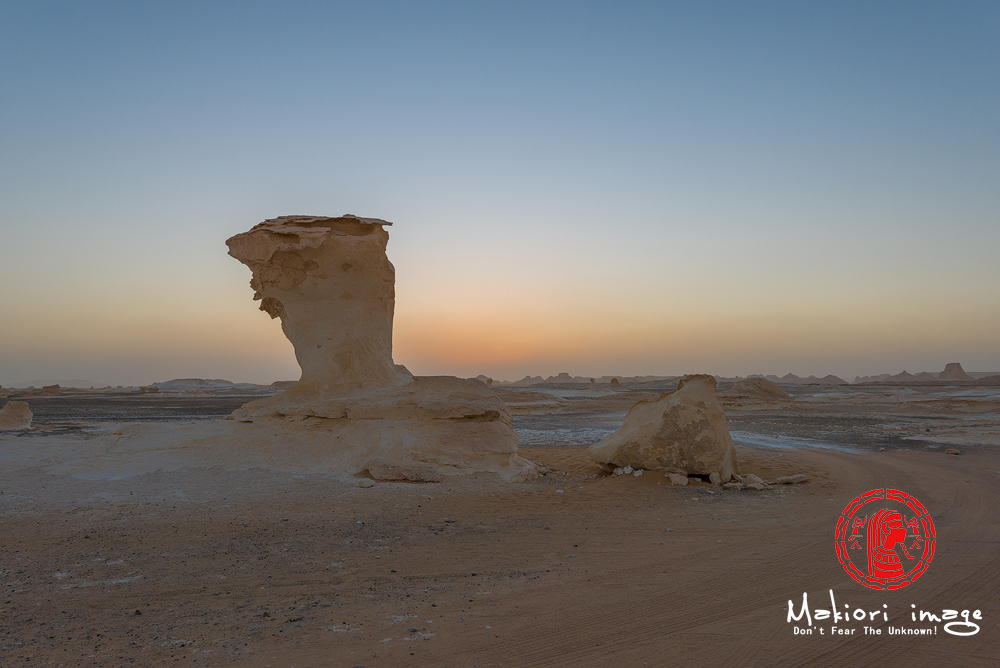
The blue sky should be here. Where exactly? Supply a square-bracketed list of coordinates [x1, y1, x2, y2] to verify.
[1, 2, 998, 385]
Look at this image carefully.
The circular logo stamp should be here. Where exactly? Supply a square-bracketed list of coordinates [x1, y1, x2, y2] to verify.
[835, 488, 936, 590]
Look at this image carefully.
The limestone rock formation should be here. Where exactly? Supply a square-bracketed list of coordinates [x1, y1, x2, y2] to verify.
[938, 362, 972, 382]
[589, 374, 739, 482]
[225, 215, 537, 481]
[718, 377, 792, 403]
[0, 401, 32, 430]
[227, 215, 410, 391]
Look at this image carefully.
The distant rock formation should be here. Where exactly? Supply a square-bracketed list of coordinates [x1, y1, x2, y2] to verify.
[491, 388, 569, 415]
[854, 373, 893, 383]
[589, 374, 739, 482]
[503, 376, 546, 387]
[765, 373, 847, 385]
[718, 377, 791, 403]
[225, 215, 536, 481]
[0, 401, 32, 430]
[938, 362, 972, 381]
[498, 374, 676, 387]
[855, 363, 976, 384]
[153, 379, 235, 391]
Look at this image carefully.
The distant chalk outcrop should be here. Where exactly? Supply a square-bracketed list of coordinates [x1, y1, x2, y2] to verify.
[938, 362, 973, 381]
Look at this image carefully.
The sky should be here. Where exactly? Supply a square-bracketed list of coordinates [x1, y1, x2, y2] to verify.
[1, 1, 998, 386]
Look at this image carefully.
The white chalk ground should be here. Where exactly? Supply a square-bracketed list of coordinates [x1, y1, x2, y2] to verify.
[2, 382, 997, 487]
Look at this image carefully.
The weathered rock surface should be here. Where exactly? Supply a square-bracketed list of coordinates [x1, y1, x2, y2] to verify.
[224, 215, 536, 482]
[589, 374, 739, 482]
[0, 401, 32, 430]
[227, 215, 410, 391]
[776, 474, 808, 484]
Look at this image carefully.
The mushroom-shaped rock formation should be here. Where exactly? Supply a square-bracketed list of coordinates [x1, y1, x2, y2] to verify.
[589, 374, 739, 482]
[0, 401, 32, 431]
[225, 215, 537, 482]
[226, 215, 409, 391]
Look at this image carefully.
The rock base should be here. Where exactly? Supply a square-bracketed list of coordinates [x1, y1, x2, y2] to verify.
[220, 375, 538, 482]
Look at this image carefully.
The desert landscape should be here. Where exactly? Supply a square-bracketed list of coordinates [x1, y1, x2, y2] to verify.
[1, 368, 999, 666]
[1, 216, 997, 666]
[3, 4, 998, 667]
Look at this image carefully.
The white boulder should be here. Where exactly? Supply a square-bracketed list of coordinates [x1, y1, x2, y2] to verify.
[589, 374, 739, 482]
[0, 401, 32, 431]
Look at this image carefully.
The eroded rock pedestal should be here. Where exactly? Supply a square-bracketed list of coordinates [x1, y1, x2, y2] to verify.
[589, 374, 739, 482]
[222, 215, 536, 482]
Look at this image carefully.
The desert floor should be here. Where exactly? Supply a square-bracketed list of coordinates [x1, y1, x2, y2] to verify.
[1, 383, 998, 666]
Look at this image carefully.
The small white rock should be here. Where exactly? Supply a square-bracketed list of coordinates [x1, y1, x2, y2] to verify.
[667, 472, 689, 486]
[633, 470, 643, 477]
[357, 479, 375, 488]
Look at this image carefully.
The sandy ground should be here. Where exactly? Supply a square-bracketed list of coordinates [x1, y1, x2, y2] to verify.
[1, 385, 998, 666]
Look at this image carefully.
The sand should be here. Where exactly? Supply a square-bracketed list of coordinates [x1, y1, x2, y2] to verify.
[1, 383, 998, 666]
